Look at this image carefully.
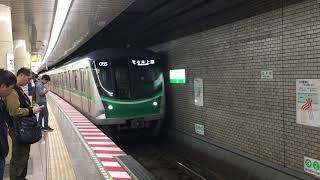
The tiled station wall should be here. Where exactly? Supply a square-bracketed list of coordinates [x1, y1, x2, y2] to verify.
[151, 0, 320, 172]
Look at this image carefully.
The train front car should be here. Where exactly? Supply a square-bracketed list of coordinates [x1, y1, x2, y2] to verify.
[90, 49, 165, 136]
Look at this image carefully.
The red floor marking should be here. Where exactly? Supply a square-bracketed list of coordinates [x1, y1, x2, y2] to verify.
[112, 178, 132, 180]
[105, 166, 126, 172]
[94, 150, 126, 154]
[89, 144, 118, 148]
[85, 139, 113, 142]
[99, 158, 118, 162]
[82, 134, 106, 137]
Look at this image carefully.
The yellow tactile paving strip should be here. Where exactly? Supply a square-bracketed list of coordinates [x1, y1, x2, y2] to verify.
[46, 105, 76, 180]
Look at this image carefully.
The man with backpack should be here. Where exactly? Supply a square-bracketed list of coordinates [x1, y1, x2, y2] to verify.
[0, 69, 16, 180]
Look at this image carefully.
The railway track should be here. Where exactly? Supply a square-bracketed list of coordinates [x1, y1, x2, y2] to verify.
[116, 134, 224, 180]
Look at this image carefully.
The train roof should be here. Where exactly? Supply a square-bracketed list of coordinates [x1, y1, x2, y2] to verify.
[66, 48, 160, 65]
[44, 48, 161, 74]
[87, 48, 160, 59]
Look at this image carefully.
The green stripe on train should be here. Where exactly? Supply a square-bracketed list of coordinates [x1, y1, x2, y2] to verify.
[101, 91, 163, 118]
[56, 86, 93, 102]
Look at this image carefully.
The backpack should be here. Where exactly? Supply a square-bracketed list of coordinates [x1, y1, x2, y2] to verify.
[12, 86, 42, 144]
[12, 116, 41, 144]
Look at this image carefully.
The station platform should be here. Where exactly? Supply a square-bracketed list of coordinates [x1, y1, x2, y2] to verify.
[4, 92, 134, 180]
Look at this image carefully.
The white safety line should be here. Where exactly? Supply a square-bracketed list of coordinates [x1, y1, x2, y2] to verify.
[101, 162, 122, 167]
[108, 171, 131, 178]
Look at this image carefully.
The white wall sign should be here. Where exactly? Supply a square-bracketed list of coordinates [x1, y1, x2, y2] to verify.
[6, 53, 14, 72]
[194, 78, 203, 106]
[169, 69, 186, 84]
[296, 79, 320, 127]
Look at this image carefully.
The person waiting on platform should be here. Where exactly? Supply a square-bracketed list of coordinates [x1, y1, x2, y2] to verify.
[35, 74, 53, 131]
[3, 67, 42, 180]
[0, 69, 16, 180]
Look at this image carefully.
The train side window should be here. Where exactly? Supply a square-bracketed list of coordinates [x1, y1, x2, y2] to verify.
[71, 70, 74, 90]
[68, 71, 71, 89]
[64, 72, 67, 89]
[75, 70, 79, 91]
[85, 67, 89, 94]
[73, 70, 78, 90]
[61, 72, 65, 89]
[60, 73, 63, 88]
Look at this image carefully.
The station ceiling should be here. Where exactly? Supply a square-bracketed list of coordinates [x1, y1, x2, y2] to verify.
[1, 0, 303, 71]
[64, 0, 302, 67]
[0, 0, 133, 71]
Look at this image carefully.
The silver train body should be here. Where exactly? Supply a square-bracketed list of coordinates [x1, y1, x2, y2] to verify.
[44, 49, 165, 131]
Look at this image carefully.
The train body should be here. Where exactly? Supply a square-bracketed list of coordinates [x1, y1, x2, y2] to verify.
[45, 48, 165, 134]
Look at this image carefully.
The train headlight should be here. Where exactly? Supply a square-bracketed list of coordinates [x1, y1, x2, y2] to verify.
[153, 101, 158, 106]
[108, 105, 113, 110]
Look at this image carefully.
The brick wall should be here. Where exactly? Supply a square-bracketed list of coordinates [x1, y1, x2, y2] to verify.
[151, 0, 320, 173]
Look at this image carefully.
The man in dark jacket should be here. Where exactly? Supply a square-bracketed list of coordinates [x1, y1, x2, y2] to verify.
[0, 69, 16, 180]
[3, 68, 42, 180]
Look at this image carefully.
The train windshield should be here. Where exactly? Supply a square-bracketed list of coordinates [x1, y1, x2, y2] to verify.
[93, 61, 114, 97]
[130, 62, 163, 99]
[113, 59, 163, 99]
[93, 59, 163, 100]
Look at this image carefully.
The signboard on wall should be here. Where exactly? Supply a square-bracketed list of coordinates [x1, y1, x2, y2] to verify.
[6, 53, 14, 72]
[304, 156, 320, 178]
[296, 79, 320, 127]
[31, 54, 40, 62]
[194, 123, 204, 135]
[194, 78, 203, 106]
[261, 68, 273, 81]
[169, 69, 186, 84]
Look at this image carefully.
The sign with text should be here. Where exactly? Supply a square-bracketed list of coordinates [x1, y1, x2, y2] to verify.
[194, 123, 204, 135]
[261, 68, 273, 81]
[169, 69, 186, 84]
[6, 53, 14, 72]
[132, 59, 155, 66]
[296, 79, 320, 127]
[194, 78, 203, 106]
[304, 156, 320, 178]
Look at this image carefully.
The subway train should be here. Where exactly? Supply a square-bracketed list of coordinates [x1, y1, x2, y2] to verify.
[44, 48, 165, 136]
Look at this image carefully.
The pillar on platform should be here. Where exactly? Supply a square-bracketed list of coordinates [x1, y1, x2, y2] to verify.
[0, 4, 14, 71]
[14, 39, 28, 73]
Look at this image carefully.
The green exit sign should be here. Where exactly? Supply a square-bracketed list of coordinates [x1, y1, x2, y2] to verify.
[169, 69, 186, 84]
[195, 123, 204, 135]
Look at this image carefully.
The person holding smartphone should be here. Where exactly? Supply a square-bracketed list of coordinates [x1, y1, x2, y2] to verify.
[35, 75, 53, 131]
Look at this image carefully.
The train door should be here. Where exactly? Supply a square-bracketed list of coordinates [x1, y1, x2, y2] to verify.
[80, 68, 84, 111]
[68, 71, 71, 102]
[81, 67, 90, 113]
[61, 72, 65, 98]
[85, 67, 91, 114]
[74, 69, 81, 108]
[58, 73, 61, 96]
[64, 72, 68, 100]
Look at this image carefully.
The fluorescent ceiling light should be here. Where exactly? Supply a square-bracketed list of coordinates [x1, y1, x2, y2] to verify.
[36, 0, 72, 72]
